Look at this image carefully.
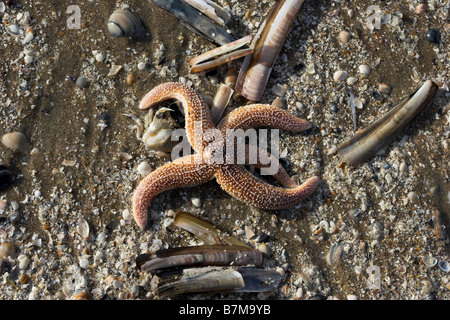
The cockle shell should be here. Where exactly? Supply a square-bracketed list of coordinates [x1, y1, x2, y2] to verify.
[107, 9, 145, 38]
[1, 132, 29, 152]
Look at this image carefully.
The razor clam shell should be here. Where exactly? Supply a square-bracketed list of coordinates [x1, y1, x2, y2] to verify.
[156, 267, 281, 297]
[210, 82, 234, 123]
[137, 244, 263, 272]
[236, 0, 305, 101]
[149, 0, 236, 45]
[174, 211, 251, 247]
[183, 0, 231, 26]
[189, 35, 253, 73]
[156, 267, 245, 297]
[336, 80, 438, 167]
[211, 68, 238, 123]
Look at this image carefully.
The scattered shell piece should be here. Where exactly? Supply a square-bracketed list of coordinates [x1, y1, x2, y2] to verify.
[359, 64, 371, 75]
[137, 161, 152, 176]
[76, 219, 90, 240]
[415, 4, 427, 16]
[1, 132, 29, 152]
[347, 76, 357, 85]
[339, 30, 351, 43]
[438, 261, 449, 272]
[191, 197, 201, 208]
[95, 53, 105, 62]
[326, 242, 343, 265]
[17, 254, 31, 270]
[8, 24, 20, 35]
[108, 64, 123, 77]
[24, 55, 33, 64]
[333, 70, 347, 83]
[0, 242, 16, 260]
[378, 83, 391, 94]
[422, 255, 437, 268]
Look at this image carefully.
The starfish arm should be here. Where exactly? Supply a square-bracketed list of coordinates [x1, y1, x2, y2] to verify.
[133, 154, 216, 229]
[238, 144, 297, 188]
[218, 104, 311, 132]
[139, 82, 215, 153]
[215, 164, 319, 209]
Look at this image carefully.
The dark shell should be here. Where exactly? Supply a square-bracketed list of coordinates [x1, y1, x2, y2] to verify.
[0, 166, 14, 190]
[425, 28, 441, 44]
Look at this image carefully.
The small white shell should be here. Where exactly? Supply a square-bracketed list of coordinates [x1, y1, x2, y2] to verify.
[76, 219, 90, 240]
[108, 9, 145, 38]
[359, 64, 371, 75]
[137, 161, 152, 177]
[439, 261, 449, 272]
[422, 255, 437, 268]
[333, 70, 348, 82]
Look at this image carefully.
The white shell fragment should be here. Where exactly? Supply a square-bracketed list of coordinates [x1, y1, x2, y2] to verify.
[137, 161, 153, 177]
[76, 219, 90, 240]
[422, 255, 438, 268]
[183, 0, 231, 26]
[333, 70, 348, 83]
[359, 64, 371, 75]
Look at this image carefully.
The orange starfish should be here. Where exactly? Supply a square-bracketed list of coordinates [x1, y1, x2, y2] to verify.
[133, 82, 319, 229]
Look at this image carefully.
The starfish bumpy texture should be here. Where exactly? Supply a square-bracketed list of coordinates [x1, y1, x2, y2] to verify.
[133, 82, 319, 229]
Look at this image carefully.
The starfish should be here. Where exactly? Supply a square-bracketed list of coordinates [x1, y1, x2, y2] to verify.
[133, 82, 320, 229]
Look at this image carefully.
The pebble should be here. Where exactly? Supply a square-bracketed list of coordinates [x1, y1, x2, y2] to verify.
[358, 64, 371, 75]
[76, 76, 89, 89]
[399, 162, 408, 173]
[126, 73, 136, 86]
[407, 191, 417, 202]
[426, 28, 441, 44]
[339, 30, 351, 44]
[0, 166, 14, 190]
[330, 103, 339, 113]
[346, 76, 357, 85]
[333, 70, 347, 82]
